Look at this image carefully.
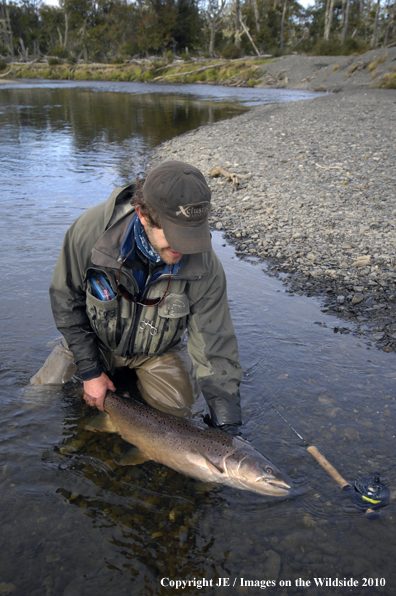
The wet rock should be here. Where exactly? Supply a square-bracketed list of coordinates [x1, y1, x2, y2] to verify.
[264, 550, 281, 579]
[351, 294, 364, 305]
[0, 584, 16, 595]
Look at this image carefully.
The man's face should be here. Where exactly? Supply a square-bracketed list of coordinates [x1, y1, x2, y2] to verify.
[136, 206, 183, 265]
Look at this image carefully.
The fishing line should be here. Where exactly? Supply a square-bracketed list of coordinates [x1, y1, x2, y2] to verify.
[273, 406, 390, 519]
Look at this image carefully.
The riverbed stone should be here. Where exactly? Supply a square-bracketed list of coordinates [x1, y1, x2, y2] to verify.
[146, 87, 396, 352]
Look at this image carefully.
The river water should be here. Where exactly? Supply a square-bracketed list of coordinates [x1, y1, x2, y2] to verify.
[0, 80, 395, 596]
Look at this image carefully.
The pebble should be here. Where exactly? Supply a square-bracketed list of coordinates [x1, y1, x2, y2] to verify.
[147, 88, 396, 352]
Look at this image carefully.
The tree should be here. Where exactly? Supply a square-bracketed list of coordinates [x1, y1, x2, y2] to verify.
[204, 0, 227, 55]
[235, 0, 241, 45]
[371, 0, 380, 45]
[59, 0, 95, 60]
[384, 0, 396, 43]
[340, 0, 350, 43]
[0, 0, 14, 55]
[280, 0, 287, 48]
[323, 0, 335, 40]
[39, 5, 68, 54]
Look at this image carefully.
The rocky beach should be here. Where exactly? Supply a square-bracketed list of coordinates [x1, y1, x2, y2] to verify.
[146, 80, 396, 352]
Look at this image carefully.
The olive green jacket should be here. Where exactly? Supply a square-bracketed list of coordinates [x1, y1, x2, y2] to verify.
[49, 184, 242, 426]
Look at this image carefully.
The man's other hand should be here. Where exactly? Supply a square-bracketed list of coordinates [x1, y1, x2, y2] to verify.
[83, 373, 116, 411]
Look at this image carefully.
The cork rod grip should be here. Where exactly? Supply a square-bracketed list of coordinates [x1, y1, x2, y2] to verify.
[306, 445, 350, 489]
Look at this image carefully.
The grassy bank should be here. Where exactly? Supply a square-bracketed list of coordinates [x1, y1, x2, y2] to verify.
[0, 57, 275, 88]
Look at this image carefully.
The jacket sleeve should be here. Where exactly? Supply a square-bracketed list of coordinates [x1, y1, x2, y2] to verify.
[49, 215, 103, 381]
[186, 252, 242, 427]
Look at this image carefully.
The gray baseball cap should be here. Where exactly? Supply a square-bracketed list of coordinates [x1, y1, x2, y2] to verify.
[142, 161, 212, 254]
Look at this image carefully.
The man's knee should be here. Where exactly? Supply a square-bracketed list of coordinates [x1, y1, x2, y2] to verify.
[135, 347, 201, 416]
[30, 339, 77, 385]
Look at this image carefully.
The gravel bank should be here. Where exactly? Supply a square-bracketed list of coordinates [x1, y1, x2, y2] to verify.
[146, 87, 396, 352]
[255, 46, 396, 92]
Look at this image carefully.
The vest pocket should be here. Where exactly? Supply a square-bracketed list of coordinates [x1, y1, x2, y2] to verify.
[141, 293, 190, 355]
[157, 292, 190, 318]
[86, 290, 121, 351]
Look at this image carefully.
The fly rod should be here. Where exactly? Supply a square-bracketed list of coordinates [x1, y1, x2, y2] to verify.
[274, 407, 389, 519]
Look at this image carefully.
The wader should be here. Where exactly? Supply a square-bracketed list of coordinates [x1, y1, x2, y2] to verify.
[30, 339, 202, 417]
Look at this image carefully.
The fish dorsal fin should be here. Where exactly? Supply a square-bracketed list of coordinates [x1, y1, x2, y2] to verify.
[196, 449, 224, 474]
[119, 447, 151, 466]
[85, 412, 118, 434]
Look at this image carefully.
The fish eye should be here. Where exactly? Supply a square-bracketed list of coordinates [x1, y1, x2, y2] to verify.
[265, 467, 273, 475]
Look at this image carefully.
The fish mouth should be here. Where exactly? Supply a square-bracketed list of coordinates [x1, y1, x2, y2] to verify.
[267, 480, 292, 492]
[257, 477, 292, 494]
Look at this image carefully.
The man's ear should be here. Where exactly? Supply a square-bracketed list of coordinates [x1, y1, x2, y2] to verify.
[135, 204, 149, 227]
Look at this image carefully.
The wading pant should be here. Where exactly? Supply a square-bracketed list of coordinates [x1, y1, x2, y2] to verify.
[30, 339, 202, 417]
[104, 344, 201, 417]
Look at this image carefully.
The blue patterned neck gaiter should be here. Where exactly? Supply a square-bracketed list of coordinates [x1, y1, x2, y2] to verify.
[133, 214, 162, 263]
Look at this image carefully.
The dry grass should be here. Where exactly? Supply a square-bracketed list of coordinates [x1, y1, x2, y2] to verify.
[4, 58, 273, 87]
[379, 72, 396, 89]
[367, 52, 388, 72]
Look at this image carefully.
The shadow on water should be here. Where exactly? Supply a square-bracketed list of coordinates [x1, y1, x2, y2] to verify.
[0, 82, 395, 595]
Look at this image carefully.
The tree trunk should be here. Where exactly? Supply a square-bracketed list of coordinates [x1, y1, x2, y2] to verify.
[324, 0, 335, 40]
[340, 0, 346, 32]
[0, 0, 14, 56]
[209, 19, 216, 56]
[33, 38, 40, 56]
[19, 37, 28, 60]
[64, 11, 69, 50]
[384, 0, 395, 44]
[235, 0, 241, 47]
[57, 25, 63, 47]
[206, 0, 226, 57]
[240, 18, 261, 55]
[340, 0, 351, 44]
[280, 0, 287, 49]
[371, 0, 380, 46]
[253, 0, 260, 31]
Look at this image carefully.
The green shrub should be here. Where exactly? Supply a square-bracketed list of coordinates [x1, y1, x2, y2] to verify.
[311, 36, 369, 56]
[342, 37, 369, 55]
[311, 38, 342, 56]
[380, 73, 396, 89]
[48, 57, 61, 65]
[163, 50, 174, 63]
[180, 52, 192, 62]
[222, 45, 243, 60]
[0, 59, 7, 71]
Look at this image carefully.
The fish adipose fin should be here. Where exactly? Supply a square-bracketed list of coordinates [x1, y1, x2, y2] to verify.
[196, 449, 224, 474]
[85, 412, 119, 434]
[119, 447, 150, 466]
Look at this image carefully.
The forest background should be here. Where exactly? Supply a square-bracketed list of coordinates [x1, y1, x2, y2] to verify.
[0, 0, 395, 68]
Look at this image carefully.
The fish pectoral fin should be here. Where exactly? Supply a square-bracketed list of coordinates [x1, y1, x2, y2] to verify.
[196, 449, 224, 474]
[85, 412, 118, 434]
[119, 447, 151, 466]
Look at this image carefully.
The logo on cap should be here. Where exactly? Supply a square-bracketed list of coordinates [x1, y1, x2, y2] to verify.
[176, 202, 210, 219]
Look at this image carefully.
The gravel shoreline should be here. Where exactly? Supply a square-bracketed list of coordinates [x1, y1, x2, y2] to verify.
[146, 87, 396, 352]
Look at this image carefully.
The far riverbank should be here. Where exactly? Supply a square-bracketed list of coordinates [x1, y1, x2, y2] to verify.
[1, 46, 395, 90]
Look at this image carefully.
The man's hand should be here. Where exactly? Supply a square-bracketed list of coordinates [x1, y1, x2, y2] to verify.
[83, 373, 116, 411]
